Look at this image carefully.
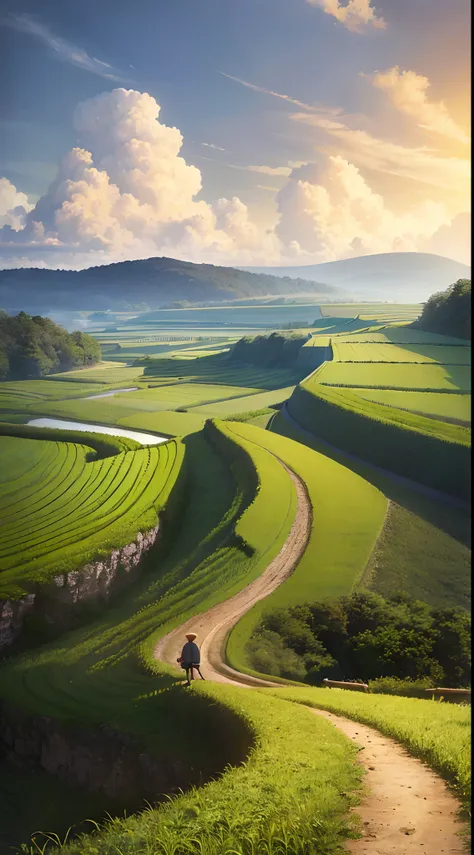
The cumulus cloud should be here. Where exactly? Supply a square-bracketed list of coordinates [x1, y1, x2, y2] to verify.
[370, 67, 470, 143]
[276, 155, 451, 261]
[306, 0, 385, 32]
[0, 89, 280, 268]
[0, 86, 469, 270]
[4, 13, 126, 81]
[291, 112, 470, 203]
[423, 212, 471, 265]
[0, 178, 34, 230]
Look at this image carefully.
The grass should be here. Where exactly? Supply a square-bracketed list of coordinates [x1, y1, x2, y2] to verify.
[117, 410, 207, 436]
[332, 342, 471, 364]
[52, 363, 146, 384]
[0, 434, 184, 599]
[320, 304, 422, 321]
[363, 502, 471, 610]
[224, 423, 387, 677]
[317, 361, 471, 391]
[189, 386, 295, 416]
[263, 686, 471, 811]
[142, 353, 303, 389]
[270, 411, 471, 606]
[287, 382, 470, 498]
[51, 683, 363, 855]
[352, 390, 471, 425]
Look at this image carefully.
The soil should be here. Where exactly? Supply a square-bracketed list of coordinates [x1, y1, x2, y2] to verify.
[154, 457, 466, 854]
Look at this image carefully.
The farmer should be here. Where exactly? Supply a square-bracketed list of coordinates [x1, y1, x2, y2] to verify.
[178, 632, 204, 685]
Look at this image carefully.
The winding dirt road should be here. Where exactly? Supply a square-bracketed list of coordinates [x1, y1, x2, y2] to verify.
[154, 456, 465, 854]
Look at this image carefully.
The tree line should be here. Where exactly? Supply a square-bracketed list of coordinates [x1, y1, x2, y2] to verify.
[0, 311, 101, 380]
[247, 591, 470, 690]
[414, 278, 471, 340]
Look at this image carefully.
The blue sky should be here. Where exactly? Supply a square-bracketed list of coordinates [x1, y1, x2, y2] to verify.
[0, 0, 470, 268]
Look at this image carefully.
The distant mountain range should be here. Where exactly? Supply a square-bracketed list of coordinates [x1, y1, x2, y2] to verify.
[242, 253, 471, 302]
[0, 257, 340, 314]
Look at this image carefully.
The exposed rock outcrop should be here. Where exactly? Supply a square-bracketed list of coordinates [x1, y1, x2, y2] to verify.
[0, 526, 159, 653]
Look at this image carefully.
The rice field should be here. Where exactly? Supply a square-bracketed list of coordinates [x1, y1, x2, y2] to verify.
[0, 434, 184, 599]
[353, 390, 471, 424]
[332, 342, 471, 364]
[189, 385, 295, 416]
[317, 361, 471, 391]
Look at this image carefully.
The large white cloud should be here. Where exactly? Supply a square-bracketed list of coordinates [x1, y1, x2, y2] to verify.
[276, 156, 451, 262]
[0, 89, 280, 268]
[0, 178, 33, 230]
[0, 86, 470, 270]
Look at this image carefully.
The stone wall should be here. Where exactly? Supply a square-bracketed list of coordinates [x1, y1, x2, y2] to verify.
[0, 526, 159, 652]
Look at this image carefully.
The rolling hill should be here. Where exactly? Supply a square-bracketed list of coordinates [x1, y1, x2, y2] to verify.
[0, 256, 340, 314]
[242, 253, 471, 302]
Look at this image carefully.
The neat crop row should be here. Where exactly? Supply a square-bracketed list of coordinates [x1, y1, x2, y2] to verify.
[0, 435, 184, 599]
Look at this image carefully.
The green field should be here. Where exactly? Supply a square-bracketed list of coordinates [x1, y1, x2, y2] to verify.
[364, 502, 471, 609]
[332, 341, 471, 364]
[0, 301, 470, 854]
[225, 423, 387, 677]
[317, 361, 471, 391]
[320, 304, 422, 322]
[354, 389, 471, 424]
[189, 385, 295, 416]
[0, 434, 183, 599]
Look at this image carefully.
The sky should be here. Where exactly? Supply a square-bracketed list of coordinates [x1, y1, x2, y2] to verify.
[0, 0, 470, 270]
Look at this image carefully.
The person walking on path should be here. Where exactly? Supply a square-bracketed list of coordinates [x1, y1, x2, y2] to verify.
[178, 632, 204, 686]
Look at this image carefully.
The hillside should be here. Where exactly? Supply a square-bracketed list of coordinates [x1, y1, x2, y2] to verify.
[242, 253, 471, 302]
[0, 256, 340, 314]
[414, 279, 471, 340]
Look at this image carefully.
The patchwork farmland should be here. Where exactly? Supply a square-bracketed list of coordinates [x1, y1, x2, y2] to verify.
[0, 293, 470, 854]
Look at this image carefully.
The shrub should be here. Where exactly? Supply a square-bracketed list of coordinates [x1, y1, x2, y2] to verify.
[368, 676, 434, 698]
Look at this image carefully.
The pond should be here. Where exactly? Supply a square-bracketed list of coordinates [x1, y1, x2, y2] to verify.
[27, 418, 167, 446]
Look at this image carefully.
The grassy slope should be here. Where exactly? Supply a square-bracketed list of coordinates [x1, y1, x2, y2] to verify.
[225, 423, 387, 677]
[363, 502, 471, 610]
[271, 413, 471, 608]
[264, 687, 471, 811]
[57, 683, 363, 855]
[353, 389, 471, 424]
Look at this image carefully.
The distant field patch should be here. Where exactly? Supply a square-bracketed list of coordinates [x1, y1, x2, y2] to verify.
[118, 410, 207, 436]
[333, 342, 471, 364]
[189, 386, 294, 416]
[55, 363, 145, 384]
[353, 390, 471, 424]
[318, 362, 471, 391]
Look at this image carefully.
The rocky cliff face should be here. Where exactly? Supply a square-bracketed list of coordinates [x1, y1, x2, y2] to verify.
[0, 703, 192, 805]
[0, 526, 159, 652]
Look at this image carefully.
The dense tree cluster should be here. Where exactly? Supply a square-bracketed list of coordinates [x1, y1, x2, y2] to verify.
[247, 592, 471, 688]
[414, 279, 471, 340]
[231, 331, 309, 367]
[0, 311, 101, 380]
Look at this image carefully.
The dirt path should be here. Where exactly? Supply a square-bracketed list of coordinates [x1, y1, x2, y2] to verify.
[155, 461, 312, 686]
[154, 457, 464, 854]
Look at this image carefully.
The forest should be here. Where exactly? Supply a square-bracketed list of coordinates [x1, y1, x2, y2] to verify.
[0, 311, 101, 380]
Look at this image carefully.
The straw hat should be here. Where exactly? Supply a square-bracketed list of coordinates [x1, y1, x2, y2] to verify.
[185, 632, 197, 641]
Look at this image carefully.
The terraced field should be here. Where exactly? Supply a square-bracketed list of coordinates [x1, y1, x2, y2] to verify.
[317, 361, 470, 391]
[332, 341, 471, 364]
[354, 390, 471, 424]
[0, 434, 183, 599]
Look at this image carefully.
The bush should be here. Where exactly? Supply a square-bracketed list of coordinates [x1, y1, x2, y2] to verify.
[246, 592, 471, 688]
[368, 676, 434, 698]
